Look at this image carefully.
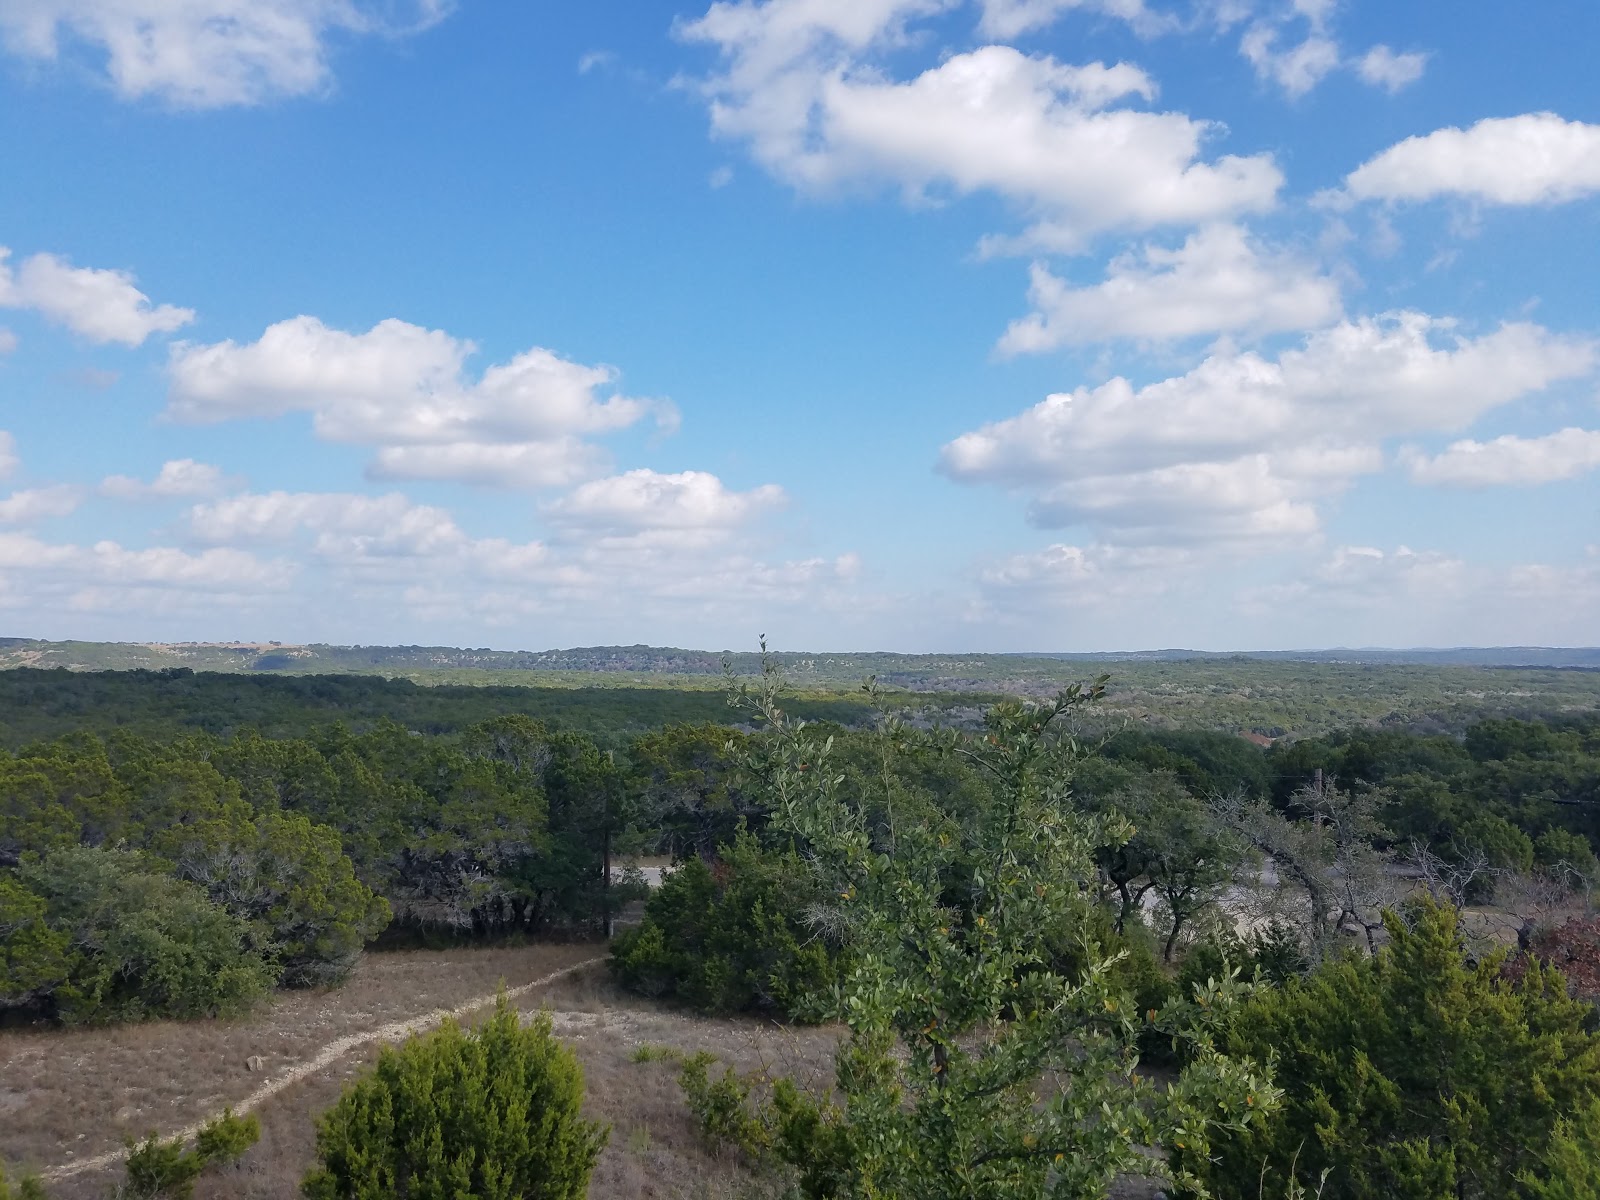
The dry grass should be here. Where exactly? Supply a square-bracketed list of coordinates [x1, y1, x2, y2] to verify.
[535, 971, 840, 1200]
[1, 947, 1171, 1198]
[0, 943, 599, 1197]
[0, 945, 843, 1199]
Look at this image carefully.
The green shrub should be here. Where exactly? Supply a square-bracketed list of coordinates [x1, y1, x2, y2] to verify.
[301, 994, 607, 1199]
[1043, 904, 1177, 1053]
[678, 1051, 773, 1160]
[123, 1110, 259, 1199]
[672, 672, 1277, 1200]
[1520, 1096, 1600, 1199]
[0, 1161, 46, 1200]
[168, 808, 391, 987]
[629, 1043, 682, 1064]
[1177, 920, 1309, 998]
[1455, 813, 1536, 900]
[610, 831, 840, 1017]
[0, 874, 72, 1018]
[1109, 915, 1178, 1015]
[1183, 896, 1600, 1199]
[1536, 828, 1600, 874]
[11, 846, 275, 1024]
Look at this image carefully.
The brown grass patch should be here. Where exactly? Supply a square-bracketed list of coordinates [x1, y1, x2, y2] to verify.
[1, 943, 599, 1197]
[537, 972, 839, 1200]
[1, 946, 845, 1199]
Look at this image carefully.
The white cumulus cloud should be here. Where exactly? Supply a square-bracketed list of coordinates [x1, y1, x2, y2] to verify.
[0, 0, 451, 108]
[167, 316, 673, 488]
[963, 540, 1207, 639]
[1240, 24, 1339, 98]
[170, 478, 861, 641]
[973, 539, 1187, 618]
[1402, 427, 1600, 488]
[0, 431, 17, 479]
[1244, 544, 1467, 612]
[1026, 456, 1323, 547]
[981, 541, 1121, 595]
[0, 532, 293, 620]
[187, 490, 468, 558]
[546, 469, 786, 533]
[397, 547, 867, 639]
[1238, 2, 1427, 99]
[1240, 546, 1600, 648]
[681, 2, 1282, 247]
[1355, 45, 1427, 93]
[0, 484, 84, 525]
[368, 440, 611, 490]
[681, 0, 952, 77]
[997, 223, 1340, 352]
[943, 312, 1595, 547]
[1340, 114, 1600, 207]
[183, 490, 572, 598]
[100, 459, 229, 500]
[976, 0, 1174, 38]
[0, 247, 193, 346]
[0, 326, 16, 354]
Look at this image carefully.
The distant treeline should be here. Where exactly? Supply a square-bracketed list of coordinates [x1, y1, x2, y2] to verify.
[0, 667, 887, 750]
[6, 656, 1600, 750]
[5, 636, 1599, 677]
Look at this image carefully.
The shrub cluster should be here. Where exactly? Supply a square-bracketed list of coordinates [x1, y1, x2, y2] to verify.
[0, 729, 392, 1023]
[301, 994, 607, 1199]
[639, 669, 1600, 1200]
[2, 846, 276, 1024]
[123, 1110, 261, 1199]
[0, 714, 652, 1023]
[610, 831, 841, 1016]
[1181, 898, 1600, 1199]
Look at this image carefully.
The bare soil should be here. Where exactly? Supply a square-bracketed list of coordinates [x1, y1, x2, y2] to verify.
[2, 943, 1172, 1199]
[0, 944, 839, 1200]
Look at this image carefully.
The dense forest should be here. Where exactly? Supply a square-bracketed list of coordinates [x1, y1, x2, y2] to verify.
[0, 667, 880, 749]
[5, 654, 1600, 748]
[2, 664, 1596, 1025]
[626, 674, 1600, 1199]
[3, 664, 1600, 1196]
[616, 707, 1600, 1013]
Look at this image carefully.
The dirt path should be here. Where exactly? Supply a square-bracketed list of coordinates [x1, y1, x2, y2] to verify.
[37, 956, 606, 1185]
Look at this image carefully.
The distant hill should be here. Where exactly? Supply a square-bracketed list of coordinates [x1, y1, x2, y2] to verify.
[1018, 647, 1600, 668]
[4, 638, 1599, 740]
[1, 637, 1596, 687]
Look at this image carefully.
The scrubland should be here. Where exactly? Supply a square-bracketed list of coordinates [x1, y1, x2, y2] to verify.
[1, 946, 842, 1200]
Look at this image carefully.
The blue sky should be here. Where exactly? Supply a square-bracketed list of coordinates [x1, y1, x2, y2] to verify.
[0, 0, 1596, 652]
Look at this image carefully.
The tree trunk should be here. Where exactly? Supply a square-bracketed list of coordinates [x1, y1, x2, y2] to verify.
[1115, 880, 1134, 932]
